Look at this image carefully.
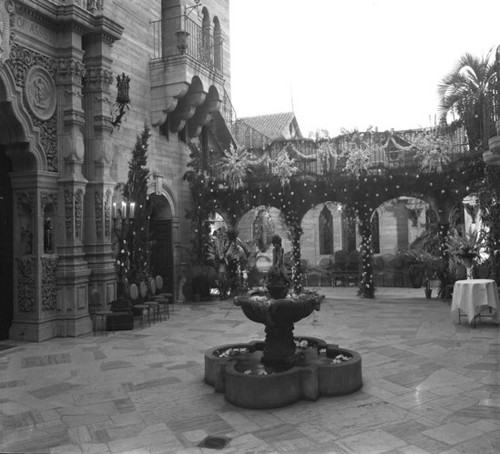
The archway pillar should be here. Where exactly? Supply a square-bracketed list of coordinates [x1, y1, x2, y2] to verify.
[8, 171, 75, 341]
[81, 39, 118, 305]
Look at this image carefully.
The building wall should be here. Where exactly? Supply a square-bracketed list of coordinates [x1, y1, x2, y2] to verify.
[0, 0, 232, 341]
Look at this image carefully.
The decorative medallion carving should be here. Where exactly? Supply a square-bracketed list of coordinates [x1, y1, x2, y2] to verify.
[75, 189, 83, 240]
[41, 255, 58, 311]
[16, 256, 35, 312]
[95, 190, 103, 238]
[64, 189, 74, 240]
[25, 65, 57, 121]
[104, 189, 112, 238]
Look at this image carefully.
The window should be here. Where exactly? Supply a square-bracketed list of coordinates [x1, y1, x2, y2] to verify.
[319, 205, 333, 255]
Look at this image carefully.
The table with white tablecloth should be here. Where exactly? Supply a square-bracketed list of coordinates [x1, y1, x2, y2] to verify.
[451, 279, 500, 325]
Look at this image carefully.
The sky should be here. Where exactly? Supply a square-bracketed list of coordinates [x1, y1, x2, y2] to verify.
[229, 0, 500, 137]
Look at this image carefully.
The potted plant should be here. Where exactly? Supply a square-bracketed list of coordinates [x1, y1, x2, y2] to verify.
[445, 228, 483, 279]
[206, 229, 253, 298]
[423, 260, 441, 298]
[401, 248, 441, 290]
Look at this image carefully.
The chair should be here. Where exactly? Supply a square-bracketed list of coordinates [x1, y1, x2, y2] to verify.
[89, 288, 114, 336]
[141, 280, 161, 324]
[153, 275, 172, 318]
[130, 283, 150, 328]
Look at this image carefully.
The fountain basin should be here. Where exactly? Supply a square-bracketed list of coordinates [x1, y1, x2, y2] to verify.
[205, 337, 362, 409]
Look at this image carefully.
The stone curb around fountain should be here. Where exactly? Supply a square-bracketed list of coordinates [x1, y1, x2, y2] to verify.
[204, 337, 362, 409]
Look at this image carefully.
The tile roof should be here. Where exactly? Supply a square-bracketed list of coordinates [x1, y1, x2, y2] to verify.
[236, 112, 300, 140]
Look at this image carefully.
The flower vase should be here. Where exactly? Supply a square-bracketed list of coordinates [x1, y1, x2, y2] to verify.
[461, 257, 474, 279]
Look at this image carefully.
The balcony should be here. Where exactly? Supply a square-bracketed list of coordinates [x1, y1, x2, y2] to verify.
[150, 16, 225, 136]
[206, 126, 475, 181]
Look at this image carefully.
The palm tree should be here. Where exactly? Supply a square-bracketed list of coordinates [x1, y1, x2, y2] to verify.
[219, 145, 251, 190]
[438, 51, 497, 151]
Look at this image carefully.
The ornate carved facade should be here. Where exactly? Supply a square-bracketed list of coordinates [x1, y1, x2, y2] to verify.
[0, 0, 232, 341]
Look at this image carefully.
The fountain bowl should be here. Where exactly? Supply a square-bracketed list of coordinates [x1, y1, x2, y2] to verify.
[205, 337, 362, 409]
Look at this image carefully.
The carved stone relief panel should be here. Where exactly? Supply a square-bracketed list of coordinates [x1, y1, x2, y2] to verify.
[16, 256, 35, 312]
[16, 191, 34, 255]
[104, 189, 112, 238]
[83, 64, 114, 93]
[64, 189, 74, 240]
[7, 45, 58, 172]
[41, 192, 57, 254]
[41, 255, 58, 311]
[7, 43, 57, 88]
[41, 191, 58, 212]
[95, 190, 103, 238]
[57, 57, 86, 87]
[75, 189, 83, 240]
[0, 0, 15, 66]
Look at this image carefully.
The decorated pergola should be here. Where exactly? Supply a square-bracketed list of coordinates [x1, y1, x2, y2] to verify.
[185, 127, 494, 298]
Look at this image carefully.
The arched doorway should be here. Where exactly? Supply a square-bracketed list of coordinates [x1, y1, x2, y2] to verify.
[0, 146, 13, 339]
[149, 194, 174, 294]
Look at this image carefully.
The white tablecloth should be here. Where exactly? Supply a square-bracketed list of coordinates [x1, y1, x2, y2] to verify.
[451, 279, 500, 324]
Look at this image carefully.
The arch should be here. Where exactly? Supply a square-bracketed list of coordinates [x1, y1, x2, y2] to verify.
[201, 7, 212, 64]
[149, 193, 175, 295]
[319, 205, 333, 255]
[147, 180, 177, 218]
[213, 16, 222, 72]
[374, 196, 431, 254]
[0, 66, 46, 172]
[301, 201, 343, 268]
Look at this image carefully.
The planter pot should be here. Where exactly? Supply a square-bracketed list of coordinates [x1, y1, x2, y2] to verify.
[424, 288, 432, 299]
[408, 265, 424, 288]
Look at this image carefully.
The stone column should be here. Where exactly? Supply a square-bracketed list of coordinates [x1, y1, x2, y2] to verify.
[81, 20, 123, 306]
[82, 60, 116, 305]
[55, 54, 92, 337]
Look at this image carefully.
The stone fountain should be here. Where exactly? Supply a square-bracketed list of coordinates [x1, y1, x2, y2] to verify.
[204, 237, 362, 408]
[204, 291, 362, 408]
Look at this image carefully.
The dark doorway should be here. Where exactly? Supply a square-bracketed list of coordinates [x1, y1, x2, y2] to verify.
[150, 217, 174, 295]
[0, 147, 13, 339]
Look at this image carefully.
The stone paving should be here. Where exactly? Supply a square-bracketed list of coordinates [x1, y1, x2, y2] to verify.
[1, 287, 499, 454]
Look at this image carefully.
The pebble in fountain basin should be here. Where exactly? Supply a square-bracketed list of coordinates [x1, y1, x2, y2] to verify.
[204, 292, 362, 409]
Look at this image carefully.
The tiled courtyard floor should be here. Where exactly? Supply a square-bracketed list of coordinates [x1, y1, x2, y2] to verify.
[1, 287, 499, 454]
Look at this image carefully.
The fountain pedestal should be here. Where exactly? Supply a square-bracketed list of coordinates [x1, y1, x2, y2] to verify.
[262, 323, 295, 367]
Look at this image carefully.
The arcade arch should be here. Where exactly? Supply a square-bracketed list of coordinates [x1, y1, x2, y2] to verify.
[149, 192, 175, 295]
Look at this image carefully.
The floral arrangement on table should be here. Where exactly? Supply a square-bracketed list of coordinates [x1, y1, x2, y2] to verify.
[446, 228, 483, 263]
